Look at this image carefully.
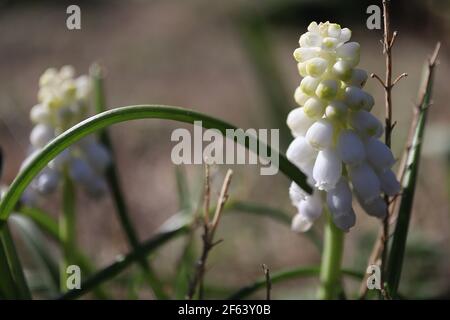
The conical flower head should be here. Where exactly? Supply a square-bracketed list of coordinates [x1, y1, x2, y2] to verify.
[287, 22, 400, 232]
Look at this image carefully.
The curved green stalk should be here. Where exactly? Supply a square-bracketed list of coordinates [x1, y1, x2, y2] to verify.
[228, 266, 362, 300]
[0, 105, 310, 224]
[317, 210, 344, 300]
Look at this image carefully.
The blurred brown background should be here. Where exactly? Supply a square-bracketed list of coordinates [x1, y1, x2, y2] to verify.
[0, 0, 449, 298]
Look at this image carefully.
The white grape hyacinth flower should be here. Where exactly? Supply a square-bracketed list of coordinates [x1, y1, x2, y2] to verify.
[287, 22, 400, 232]
[21, 66, 111, 205]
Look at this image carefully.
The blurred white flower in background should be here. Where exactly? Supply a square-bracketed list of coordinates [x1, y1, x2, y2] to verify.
[287, 22, 400, 232]
[21, 66, 110, 205]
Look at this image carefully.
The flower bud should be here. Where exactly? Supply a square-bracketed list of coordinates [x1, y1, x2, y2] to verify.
[326, 178, 353, 215]
[303, 97, 326, 119]
[316, 79, 338, 100]
[306, 119, 334, 150]
[332, 209, 356, 232]
[300, 76, 320, 96]
[305, 57, 328, 77]
[325, 100, 347, 120]
[294, 87, 309, 106]
[291, 213, 313, 233]
[289, 182, 308, 205]
[299, 32, 322, 47]
[365, 137, 395, 170]
[332, 60, 352, 81]
[337, 130, 365, 165]
[35, 168, 59, 194]
[350, 110, 383, 138]
[287, 136, 317, 168]
[336, 42, 360, 67]
[313, 148, 342, 191]
[286, 107, 315, 137]
[83, 141, 111, 172]
[293, 47, 320, 62]
[297, 192, 323, 220]
[358, 196, 387, 219]
[349, 162, 381, 204]
[378, 169, 401, 196]
[348, 69, 368, 87]
[30, 104, 51, 124]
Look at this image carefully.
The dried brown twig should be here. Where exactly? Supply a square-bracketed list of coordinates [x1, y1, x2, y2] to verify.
[187, 167, 233, 300]
[359, 40, 441, 298]
[262, 264, 271, 300]
[359, 0, 408, 299]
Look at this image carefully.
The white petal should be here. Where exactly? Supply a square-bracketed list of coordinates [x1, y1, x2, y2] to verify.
[326, 178, 353, 215]
[348, 69, 368, 87]
[293, 47, 320, 62]
[344, 86, 366, 110]
[332, 209, 356, 231]
[378, 169, 401, 196]
[306, 119, 334, 150]
[286, 107, 315, 137]
[358, 196, 387, 219]
[291, 213, 313, 233]
[349, 162, 381, 204]
[298, 192, 323, 220]
[337, 130, 366, 165]
[289, 182, 308, 205]
[294, 87, 309, 106]
[286, 136, 317, 167]
[30, 124, 54, 148]
[336, 42, 360, 66]
[365, 137, 395, 170]
[350, 110, 383, 138]
[327, 23, 341, 38]
[339, 28, 352, 43]
[299, 32, 322, 47]
[332, 60, 352, 81]
[313, 148, 342, 191]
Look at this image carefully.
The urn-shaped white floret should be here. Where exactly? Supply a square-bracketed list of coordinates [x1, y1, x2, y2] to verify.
[350, 110, 383, 138]
[365, 137, 396, 170]
[287, 107, 315, 137]
[300, 76, 321, 96]
[378, 169, 401, 196]
[358, 196, 387, 219]
[289, 182, 308, 205]
[305, 57, 329, 77]
[326, 178, 353, 216]
[337, 130, 366, 165]
[306, 119, 334, 150]
[291, 213, 313, 233]
[313, 148, 342, 191]
[332, 209, 356, 232]
[349, 162, 381, 204]
[297, 192, 323, 220]
[286, 136, 317, 168]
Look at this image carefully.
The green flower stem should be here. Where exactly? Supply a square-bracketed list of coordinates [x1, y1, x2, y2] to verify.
[59, 172, 76, 292]
[317, 210, 344, 300]
[0, 224, 31, 299]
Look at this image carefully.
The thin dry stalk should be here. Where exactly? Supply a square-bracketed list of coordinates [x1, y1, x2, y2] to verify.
[359, 0, 408, 299]
[359, 42, 440, 299]
[187, 168, 233, 300]
[262, 264, 271, 300]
